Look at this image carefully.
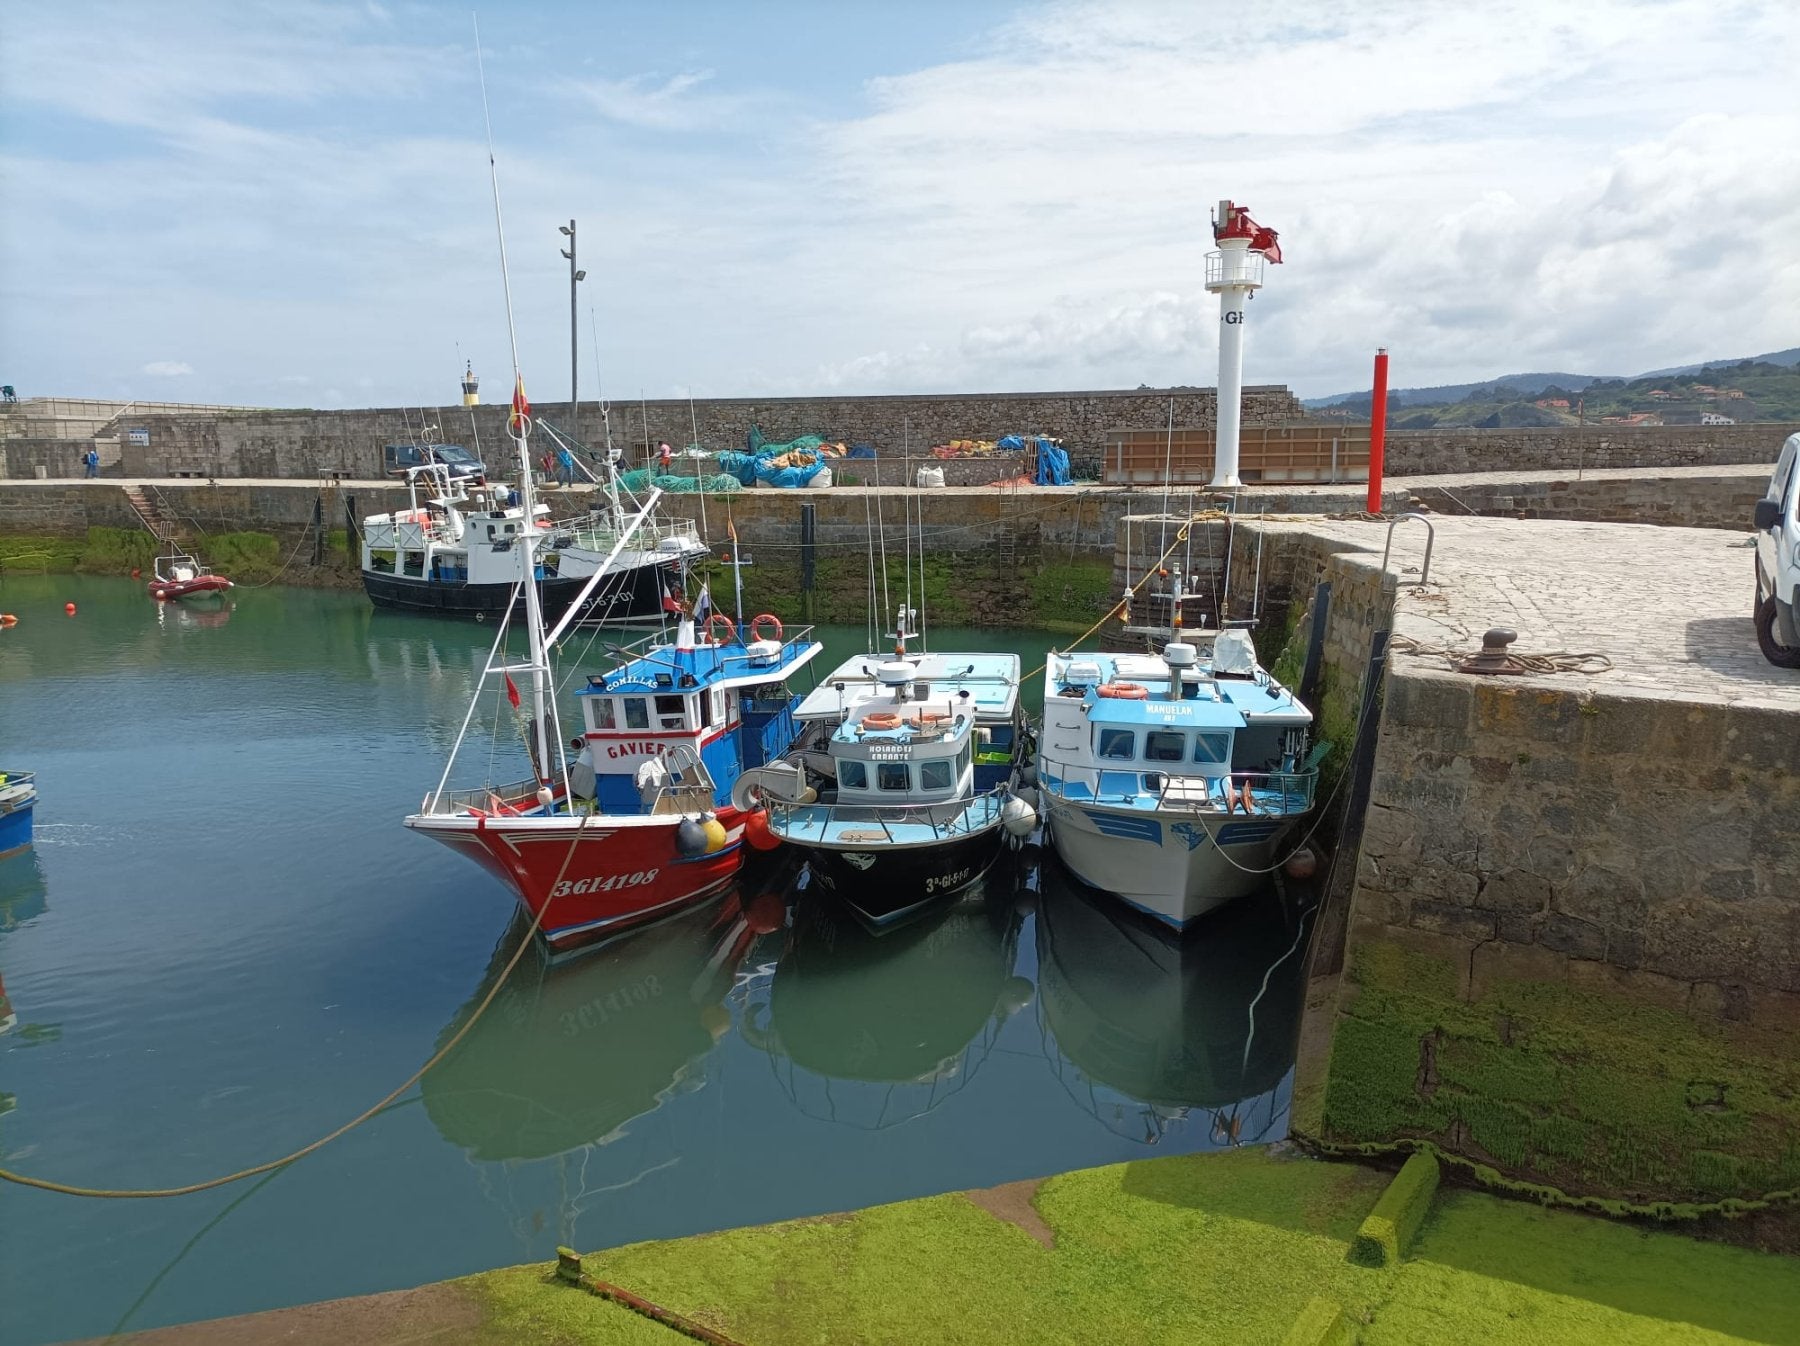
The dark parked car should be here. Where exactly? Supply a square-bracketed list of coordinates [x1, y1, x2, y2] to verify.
[382, 441, 486, 481]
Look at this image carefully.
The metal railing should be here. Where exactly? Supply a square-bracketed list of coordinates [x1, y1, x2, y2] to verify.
[767, 785, 1006, 844]
[1037, 755, 1316, 817]
[431, 775, 542, 815]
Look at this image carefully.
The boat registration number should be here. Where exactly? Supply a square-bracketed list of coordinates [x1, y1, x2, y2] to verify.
[923, 867, 972, 894]
[550, 869, 659, 898]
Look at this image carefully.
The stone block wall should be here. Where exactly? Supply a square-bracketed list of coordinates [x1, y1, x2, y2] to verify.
[1385, 422, 1792, 475]
[1402, 468, 1770, 530]
[1357, 670, 1800, 1008]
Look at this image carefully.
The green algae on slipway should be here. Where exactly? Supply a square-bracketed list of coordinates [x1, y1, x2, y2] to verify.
[458, 1149, 1800, 1345]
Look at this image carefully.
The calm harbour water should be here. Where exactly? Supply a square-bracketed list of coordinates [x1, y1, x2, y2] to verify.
[0, 574, 1312, 1344]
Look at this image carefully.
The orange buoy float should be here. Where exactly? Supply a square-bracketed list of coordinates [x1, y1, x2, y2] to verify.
[64, 602, 77, 616]
[0, 613, 17, 627]
[862, 711, 903, 730]
[130, 568, 141, 579]
[742, 808, 781, 852]
[1096, 682, 1148, 699]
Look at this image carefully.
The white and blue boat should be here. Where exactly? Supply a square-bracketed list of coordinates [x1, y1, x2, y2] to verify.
[1036, 628, 1317, 929]
[0, 770, 37, 861]
[753, 618, 1036, 928]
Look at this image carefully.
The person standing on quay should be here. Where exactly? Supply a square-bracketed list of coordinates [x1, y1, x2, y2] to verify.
[83, 447, 99, 478]
[556, 444, 575, 489]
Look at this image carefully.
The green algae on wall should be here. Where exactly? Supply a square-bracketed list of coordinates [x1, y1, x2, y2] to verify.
[1321, 940, 1800, 1204]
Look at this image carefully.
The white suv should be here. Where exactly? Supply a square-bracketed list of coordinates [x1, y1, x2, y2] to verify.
[1754, 432, 1800, 668]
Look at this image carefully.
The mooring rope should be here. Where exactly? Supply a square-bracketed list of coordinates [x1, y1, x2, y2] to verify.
[1389, 633, 1614, 675]
[0, 808, 595, 1199]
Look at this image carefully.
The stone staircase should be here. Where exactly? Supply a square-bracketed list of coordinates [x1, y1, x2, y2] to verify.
[123, 485, 181, 543]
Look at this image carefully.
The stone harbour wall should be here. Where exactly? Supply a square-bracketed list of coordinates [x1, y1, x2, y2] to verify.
[1358, 670, 1800, 1004]
[1383, 422, 1790, 476]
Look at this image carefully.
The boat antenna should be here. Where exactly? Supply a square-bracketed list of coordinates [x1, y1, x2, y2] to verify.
[475, 14, 564, 803]
[874, 471, 892, 652]
[688, 387, 708, 539]
[917, 483, 928, 653]
[589, 307, 613, 458]
[1159, 396, 1174, 562]
[863, 490, 879, 654]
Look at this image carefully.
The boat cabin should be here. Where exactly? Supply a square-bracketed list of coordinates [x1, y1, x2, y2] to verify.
[362, 469, 560, 587]
[570, 625, 823, 814]
[1040, 641, 1310, 808]
[793, 650, 1022, 793]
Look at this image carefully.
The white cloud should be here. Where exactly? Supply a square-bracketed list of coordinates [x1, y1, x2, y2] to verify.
[142, 361, 194, 377]
[1, 0, 1796, 405]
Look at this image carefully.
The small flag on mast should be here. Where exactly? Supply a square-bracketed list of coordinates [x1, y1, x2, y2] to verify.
[694, 582, 713, 623]
[504, 671, 521, 709]
[508, 374, 531, 434]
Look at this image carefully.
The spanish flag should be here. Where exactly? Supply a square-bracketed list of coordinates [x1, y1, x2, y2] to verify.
[508, 373, 531, 434]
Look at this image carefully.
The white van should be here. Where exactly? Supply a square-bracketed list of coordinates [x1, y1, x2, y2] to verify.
[1753, 432, 1800, 668]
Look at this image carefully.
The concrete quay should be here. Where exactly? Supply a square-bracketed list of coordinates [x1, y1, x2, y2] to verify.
[1245, 514, 1800, 1203]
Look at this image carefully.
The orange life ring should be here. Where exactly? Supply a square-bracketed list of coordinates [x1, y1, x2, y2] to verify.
[911, 711, 950, 727]
[706, 613, 737, 645]
[1096, 682, 1149, 699]
[863, 711, 903, 730]
[749, 612, 783, 644]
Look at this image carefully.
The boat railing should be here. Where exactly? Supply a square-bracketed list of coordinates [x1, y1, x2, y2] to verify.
[430, 775, 541, 815]
[1036, 754, 1316, 816]
[766, 785, 1006, 843]
[0, 769, 37, 803]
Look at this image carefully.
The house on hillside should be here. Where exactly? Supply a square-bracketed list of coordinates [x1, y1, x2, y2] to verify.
[1534, 397, 1570, 409]
[1700, 412, 1736, 425]
[1647, 389, 1672, 400]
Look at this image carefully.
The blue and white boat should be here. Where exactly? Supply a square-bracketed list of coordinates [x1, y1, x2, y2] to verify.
[752, 616, 1036, 928]
[0, 770, 37, 861]
[1036, 628, 1316, 929]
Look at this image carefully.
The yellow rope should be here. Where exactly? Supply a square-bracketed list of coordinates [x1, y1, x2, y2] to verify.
[0, 807, 596, 1199]
[1023, 510, 1225, 682]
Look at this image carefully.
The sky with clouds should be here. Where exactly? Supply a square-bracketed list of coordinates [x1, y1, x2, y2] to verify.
[1, 0, 1795, 409]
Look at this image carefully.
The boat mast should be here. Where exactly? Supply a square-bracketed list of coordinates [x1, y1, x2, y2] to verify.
[476, 19, 557, 798]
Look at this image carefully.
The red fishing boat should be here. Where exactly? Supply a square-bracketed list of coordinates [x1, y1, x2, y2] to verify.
[405, 378, 820, 952]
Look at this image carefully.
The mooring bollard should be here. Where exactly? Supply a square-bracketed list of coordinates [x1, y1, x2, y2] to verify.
[556, 1246, 583, 1283]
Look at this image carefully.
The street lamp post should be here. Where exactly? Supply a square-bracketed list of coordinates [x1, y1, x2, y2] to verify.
[558, 220, 586, 443]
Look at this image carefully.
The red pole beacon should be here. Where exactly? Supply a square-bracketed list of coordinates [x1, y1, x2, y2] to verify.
[1366, 347, 1389, 515]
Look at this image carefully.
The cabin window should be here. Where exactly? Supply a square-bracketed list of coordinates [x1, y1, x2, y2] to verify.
[958, 740, 972, 778]
[839, 759, 868, 789]
[370, 549, 395, 574]
[654, 694, 687, 730]
[697, 689, 715, 728]
[591, 698, 617, 730]
[1193, 731, 1233, 764]
[878, 763, 910, 792]
[402, 551, 424, 577]
[622, 697, 650, 730]
[1145, 730, 1186, 762]
[920, 759, 952, 790]
[1097, 728, 1137, 760]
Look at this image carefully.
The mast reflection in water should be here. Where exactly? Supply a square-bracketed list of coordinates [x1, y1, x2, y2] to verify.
[1032, 854, 1314, 1148]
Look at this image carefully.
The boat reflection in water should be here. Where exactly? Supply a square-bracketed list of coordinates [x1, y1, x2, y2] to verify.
[744, 870, 1034, 1128]
[423, 888, 777, 1164]
[1, 852, 57, 1121]
[1032, 854, 1313, 1147]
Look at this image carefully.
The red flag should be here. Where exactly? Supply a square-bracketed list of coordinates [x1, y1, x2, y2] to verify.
[504, 671, 521, 709]
[508, 374, 531, 434]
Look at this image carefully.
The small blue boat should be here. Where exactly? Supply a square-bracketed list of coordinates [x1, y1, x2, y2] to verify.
[0, 770, 37, 860]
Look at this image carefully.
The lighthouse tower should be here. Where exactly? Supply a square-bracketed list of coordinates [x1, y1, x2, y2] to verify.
[1204, 201, 1282, 489]
[461, 361, 480, 408]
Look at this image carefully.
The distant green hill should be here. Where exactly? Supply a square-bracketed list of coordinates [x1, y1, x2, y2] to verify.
[1306, 347, 1800, 424]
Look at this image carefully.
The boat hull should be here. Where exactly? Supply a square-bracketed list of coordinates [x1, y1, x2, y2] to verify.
[150, 576, 231, 601]
[0, 794, 33, 861]
[796, 826, 1005, 929]
[363, 556, 679, 625]
[1041, 796, 1298, 928]
[407, 805, 749, 952]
